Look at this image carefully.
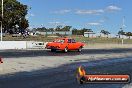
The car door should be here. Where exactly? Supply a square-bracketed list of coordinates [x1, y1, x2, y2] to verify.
[67, 39, 74, 50]
[71, 39, 78, 49]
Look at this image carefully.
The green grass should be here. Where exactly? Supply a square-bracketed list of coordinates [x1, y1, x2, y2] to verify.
[2, 35, 132, 44]
[72, 36, 132, 44]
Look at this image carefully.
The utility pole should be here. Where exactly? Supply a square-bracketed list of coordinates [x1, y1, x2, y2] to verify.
[1, 0, 3, 42]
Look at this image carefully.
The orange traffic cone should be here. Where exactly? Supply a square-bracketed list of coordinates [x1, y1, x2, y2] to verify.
[0, 57, 3, 63]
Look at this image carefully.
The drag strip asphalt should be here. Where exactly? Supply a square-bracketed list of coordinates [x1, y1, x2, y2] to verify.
[0, 48, 132, 58]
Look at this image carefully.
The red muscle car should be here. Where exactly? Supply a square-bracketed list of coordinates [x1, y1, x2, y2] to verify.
[45, 38, 84, 52]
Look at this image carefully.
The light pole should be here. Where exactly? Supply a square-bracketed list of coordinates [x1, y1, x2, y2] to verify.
[121, 16, 125, 45]
[1, 0, 3, 41]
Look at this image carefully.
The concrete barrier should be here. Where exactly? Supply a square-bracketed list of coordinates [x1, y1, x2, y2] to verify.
[0, 41, 48, 50]
[0, 41, 27, 50]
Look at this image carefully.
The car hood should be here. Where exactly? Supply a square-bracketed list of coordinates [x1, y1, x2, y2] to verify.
[78, 42, 85, 46]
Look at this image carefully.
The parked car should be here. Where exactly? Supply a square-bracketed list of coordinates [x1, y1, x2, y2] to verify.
[45, 37, 85, 52]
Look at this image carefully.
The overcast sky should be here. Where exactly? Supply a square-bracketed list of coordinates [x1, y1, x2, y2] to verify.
[19, 0, 132, 34]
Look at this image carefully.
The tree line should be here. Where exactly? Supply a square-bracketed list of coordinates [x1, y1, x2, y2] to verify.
[33, 26, 132, 38]
[33, 25, 72, 32]
[118, 30, 132, 39]
[33, 26, 93, 35]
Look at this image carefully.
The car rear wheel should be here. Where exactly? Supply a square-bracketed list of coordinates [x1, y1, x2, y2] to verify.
[64, 47, 68, 53]
[51, 49, 56, 52]
[78, 47, 82, 52]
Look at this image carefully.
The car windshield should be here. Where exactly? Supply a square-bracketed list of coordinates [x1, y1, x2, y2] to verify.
[53, 39, 65, 43]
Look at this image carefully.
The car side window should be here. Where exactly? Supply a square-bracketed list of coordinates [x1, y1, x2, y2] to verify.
[60, 39, 65, 43]
[68, 39, 72, 43]
[72, 39, 76, 43]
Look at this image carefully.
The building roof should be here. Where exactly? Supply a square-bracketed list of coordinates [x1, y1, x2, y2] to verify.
[84, 32, 95, 34]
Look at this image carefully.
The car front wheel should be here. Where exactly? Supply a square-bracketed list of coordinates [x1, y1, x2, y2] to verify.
[78, 47, 82, 52]
[64, 47, 68, 53]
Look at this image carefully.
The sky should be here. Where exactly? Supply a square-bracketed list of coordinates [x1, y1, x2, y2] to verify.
[19, 0, 132, 34]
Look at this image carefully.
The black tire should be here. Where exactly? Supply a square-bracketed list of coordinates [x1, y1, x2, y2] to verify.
[51, 49, 56, 52]
[78, 46, 82, 52]
[64, 47, 68, 53]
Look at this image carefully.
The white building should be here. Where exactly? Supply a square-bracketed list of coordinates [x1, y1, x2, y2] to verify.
[84, 32, 96, 38]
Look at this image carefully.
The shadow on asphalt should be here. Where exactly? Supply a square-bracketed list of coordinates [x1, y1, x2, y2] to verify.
[0, 58, 132, 88]
[0, 48, 132, 58]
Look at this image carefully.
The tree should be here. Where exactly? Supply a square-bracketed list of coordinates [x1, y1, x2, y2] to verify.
[82, 28, 93, 34]
[72, 28, 78, 35]
[100, 30, 110, 38]
[48, 28, 54, 34]
[61, 26, 72, 35]
[35, 27, 47, 32]
[18, 18, 29, 34]
[118, 30, 125, 38]
[0, 0, 29, 34]
[72, 28, 93, 35]
[55, 25, 62, 31]
[82, 28, 93, 32]
[126, 32, 132, 39]
[55, 25, 72, 32]
[62, 26, 72, 31]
